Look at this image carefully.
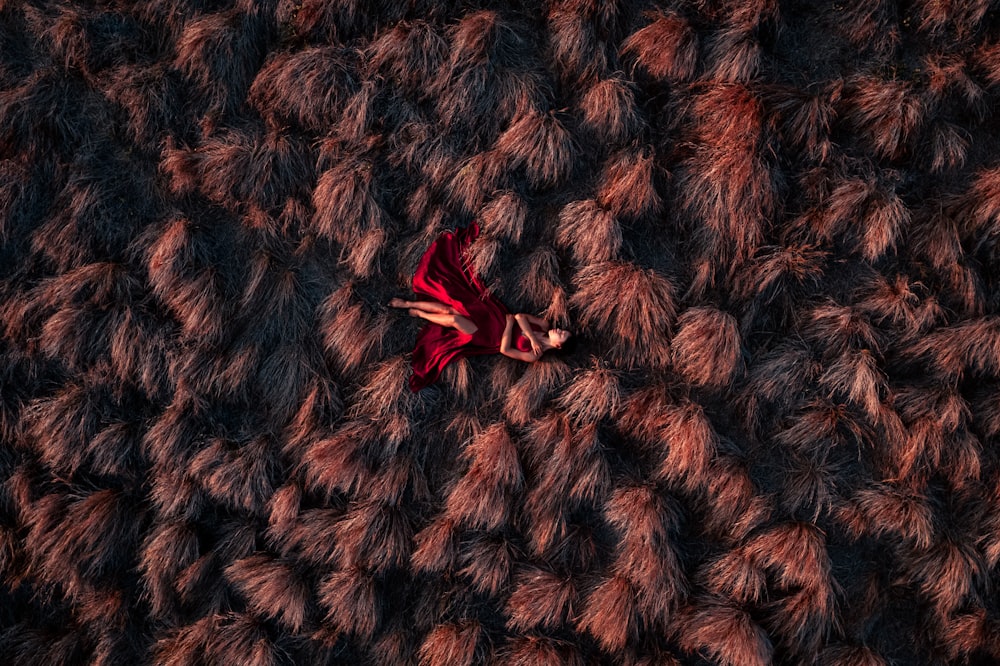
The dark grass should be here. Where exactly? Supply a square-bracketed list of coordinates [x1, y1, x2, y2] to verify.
[2, 0, 1000, 664]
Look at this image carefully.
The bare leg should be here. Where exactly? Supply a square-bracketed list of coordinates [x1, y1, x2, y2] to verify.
[390, 298, 458, 315]
[408, 308, 478, 335]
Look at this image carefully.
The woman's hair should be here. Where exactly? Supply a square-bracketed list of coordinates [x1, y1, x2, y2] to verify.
[549, 330, 578, 356]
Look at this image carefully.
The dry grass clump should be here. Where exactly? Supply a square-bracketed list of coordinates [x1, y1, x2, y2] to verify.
[570, 261, 677, 368]
[677, 83, 778, 286]
[495, 108, 575, 190]
[172, 9, 271, 117]
[364, 20, 447, 97]
[595, 146, 663, 220]
[579, 76, 641, 144]
[443, 422, 523, 531]
[418, 621, 482, 666]
[671, 307, 742, 389]
[676, 596, 773, 666]
[249, 46, 355, 131]
[841, 75, 925, 161]
[556, 199, 622, 265]
[620, 11, 698, 82]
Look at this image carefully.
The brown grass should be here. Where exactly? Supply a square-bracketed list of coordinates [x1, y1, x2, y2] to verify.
[677, 597, 774, 666]
[707, 27, 762, 83]
[570, 261, 677, 368]
[621, 12, 698, 82]
[817, 644, 889, 666]
[556, 365, 621, 425]
[444, 422, 523, 530]
[654, 400, 719, 491]
[699, 550, 766, 604]
[555, 199, 622, 265]
[249, 46, 355, 131]
[842, 76, 925, 160]
[411, 517, 459, 575]
[4, 2, 999, 662]
[506, 566, 577, 632]
[504, 636, 584, 666]
[458, 534, 514, 596]
[364, 20, 446, 97]
[495, 108, 575, 189]
[671, 307, 743, 388]
[331, 500, 412, 572]
[318, 566, 380, 639]
[418, 621, 481, 666]
[972, 41, 1000, 86]
[576, 574, 638, 653]
[838, 484, 936, 549]
[595, 146, 662, 220]
[224, 554, 309, 632]
[579, 76, 641, 143]
[479, 190, 527, 243]
[903, 537, 984, 618]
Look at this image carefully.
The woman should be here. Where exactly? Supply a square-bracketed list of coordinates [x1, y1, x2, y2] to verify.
[391, 221, 572, 391]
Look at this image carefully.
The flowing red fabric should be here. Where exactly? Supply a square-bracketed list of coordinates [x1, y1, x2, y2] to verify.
[408, 221, 540, 391]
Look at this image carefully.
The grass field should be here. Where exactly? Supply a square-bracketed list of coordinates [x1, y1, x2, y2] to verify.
[2, 1, 1000, 664]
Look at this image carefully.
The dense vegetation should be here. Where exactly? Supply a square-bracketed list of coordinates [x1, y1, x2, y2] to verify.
[2, 0, 1000, 664]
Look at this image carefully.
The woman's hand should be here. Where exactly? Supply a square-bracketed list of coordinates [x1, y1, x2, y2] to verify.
[514, 313, 543, 354]
[501, 313, 540, 362]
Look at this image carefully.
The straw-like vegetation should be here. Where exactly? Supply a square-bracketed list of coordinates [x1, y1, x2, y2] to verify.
[2, 1, 1000, 664]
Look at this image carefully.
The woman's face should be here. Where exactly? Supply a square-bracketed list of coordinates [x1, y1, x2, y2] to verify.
[548, 329, 571, 348]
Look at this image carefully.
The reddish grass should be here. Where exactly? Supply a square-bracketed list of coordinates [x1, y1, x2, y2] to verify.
[444, 422, 523, 530]
[3, 2, 999, 662]
[699, 549, 766, 604]
[504, 636, 584, 666]
[842, 76, 925, 160]
[579, 76, 641, 143]
[914, 0, 992, 39]
[576, 574, 639, 653]
[707, 27, 762, 83]
[479, 190, 527, 243]
[838, 484, 936, 549]
[570, 261, 677, 368]
[364, 20, 446, 96]
[972, 41, 1000, 86]
[249, 47, 355, 131]
[331, 500, 412, 572]
[654, 400, 719, 491]
[595, 146, 663, 220]
[411, 517, 458, 575]
[678, 84, 776, 270]
[677, 597, 774, 666]
[495, 108, 575, 189]
[621, 12, 698, 82]
[902, 537, 984, 618]
[458, 533, 514, 595]
[506, 566, 577, 632]
[224, 554, 309, 632]
[418, 621, 481, 666]
[547, 5, 608, 82]
[556, 365, 621, 425]
[671, 307, 742, 388]
[556, 199, 622, 264]
[318, 566, 380, 639]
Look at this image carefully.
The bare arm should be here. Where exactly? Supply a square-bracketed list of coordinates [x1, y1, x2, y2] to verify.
[514, 313, 545, 356]
[521, 313, 550, 329]
[501, 314, 540, 362]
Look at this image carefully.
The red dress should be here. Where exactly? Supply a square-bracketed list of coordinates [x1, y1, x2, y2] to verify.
[408, 221, 542, 391]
